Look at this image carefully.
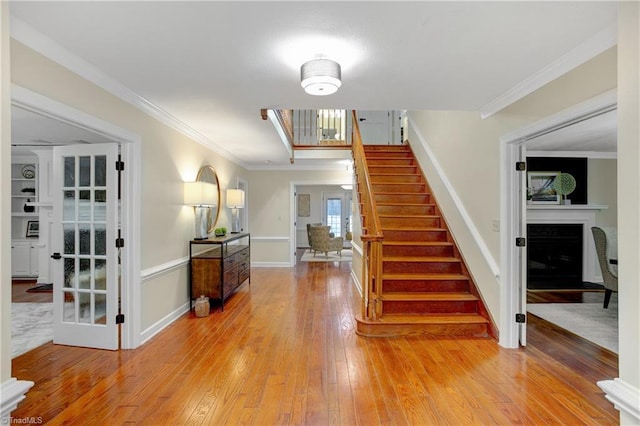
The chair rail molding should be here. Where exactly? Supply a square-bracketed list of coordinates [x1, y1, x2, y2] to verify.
[141, 256, 189, 282]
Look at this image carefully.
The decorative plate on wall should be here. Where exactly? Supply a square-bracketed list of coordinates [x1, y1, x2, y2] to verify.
[21, 164, 35, 179]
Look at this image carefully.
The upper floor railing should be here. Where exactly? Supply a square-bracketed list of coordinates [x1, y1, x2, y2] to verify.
[292, 109, 352, 146]
[262, 108, 402, 163]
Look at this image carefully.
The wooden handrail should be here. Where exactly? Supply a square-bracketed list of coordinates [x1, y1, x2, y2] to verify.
[351, 111, 384, 320]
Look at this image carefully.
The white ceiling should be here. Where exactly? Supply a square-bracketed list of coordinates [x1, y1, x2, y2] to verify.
[9, 1, 618, 166]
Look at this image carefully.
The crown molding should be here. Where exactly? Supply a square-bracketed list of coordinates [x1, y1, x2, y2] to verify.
[480, 23, 617, 119]
[10, 16, 248, 169]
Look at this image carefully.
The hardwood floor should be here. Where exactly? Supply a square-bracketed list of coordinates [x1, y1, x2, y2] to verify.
[12, 279, 52, 303]
[527, 288, 604, 304]
[11, 262, 618, 425]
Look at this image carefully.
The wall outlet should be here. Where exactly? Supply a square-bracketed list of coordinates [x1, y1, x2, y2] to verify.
[492, 219, 500, 232]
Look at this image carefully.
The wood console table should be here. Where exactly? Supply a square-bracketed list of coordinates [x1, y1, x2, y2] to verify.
[189, 233, 250, 311]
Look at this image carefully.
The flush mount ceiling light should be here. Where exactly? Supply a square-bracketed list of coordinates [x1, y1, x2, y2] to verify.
[300, 59, 342, 96]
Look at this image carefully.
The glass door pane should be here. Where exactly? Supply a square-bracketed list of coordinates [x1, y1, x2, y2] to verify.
[326, 197, 342, 237]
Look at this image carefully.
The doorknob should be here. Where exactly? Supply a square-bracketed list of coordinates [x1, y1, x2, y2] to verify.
[51, 252, 62, 260]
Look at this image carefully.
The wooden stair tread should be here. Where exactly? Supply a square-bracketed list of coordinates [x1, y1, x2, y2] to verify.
[382, 227, 447, 232]
[379, 214, 439, 219]
[383, 272, 469, 280]
[370, 173, 421, 176]
[375, 192, 431, 196]
[381, 292, 478, 302]
[383, 241, 453, 246]
[377, 202, 436, 207]
[360, 314, 489, 325]
[383, 256, 461, 263]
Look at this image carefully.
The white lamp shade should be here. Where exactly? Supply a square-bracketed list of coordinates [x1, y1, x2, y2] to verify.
[184, 181, 217, 206]
[226, 189, 245, 209]
[300, 59, 342, 96]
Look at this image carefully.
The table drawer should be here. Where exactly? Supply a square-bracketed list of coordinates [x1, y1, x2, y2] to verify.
[239, 267, 250, 285]
[223, 253, 238, 269]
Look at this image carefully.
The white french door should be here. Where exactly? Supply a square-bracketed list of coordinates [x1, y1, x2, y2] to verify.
[51, 143, 119, 350]
[517, 144, 528, 346]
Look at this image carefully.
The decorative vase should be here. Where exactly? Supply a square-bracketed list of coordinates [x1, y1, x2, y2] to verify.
[195, 295, 210, 317]
[562, 199, 572, 205]
[23, 199, 35, 213]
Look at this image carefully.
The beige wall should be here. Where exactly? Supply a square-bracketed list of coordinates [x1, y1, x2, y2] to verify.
[407, 47, 617, 330]
[9, 40, 248, 332]
[248, 169, 352, 265]
[1, 2, 12, 382]
[589, 158, 617, 227]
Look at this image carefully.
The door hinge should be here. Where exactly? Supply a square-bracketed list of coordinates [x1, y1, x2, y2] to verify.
[515, 237, 526, 247]
[115, 160, 125, 171]
[515, 161, 526, 171]
[116, 238, 125, 248]
[515, 313, 526, 323]
[116, 313, 125, 324]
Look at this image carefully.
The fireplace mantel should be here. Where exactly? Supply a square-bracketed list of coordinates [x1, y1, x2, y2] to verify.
[527, 204, 608, 283]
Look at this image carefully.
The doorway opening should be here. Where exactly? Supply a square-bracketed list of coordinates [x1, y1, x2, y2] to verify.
[10, 85, 141, 354]
[500, 89, 617, 349]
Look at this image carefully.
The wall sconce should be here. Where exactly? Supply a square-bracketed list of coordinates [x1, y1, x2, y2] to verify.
[226, 189, 245, 233]
[184, 181, 217, 240]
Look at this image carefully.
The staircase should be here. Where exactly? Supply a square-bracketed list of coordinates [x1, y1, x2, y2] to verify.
[355, 145, 494, 338]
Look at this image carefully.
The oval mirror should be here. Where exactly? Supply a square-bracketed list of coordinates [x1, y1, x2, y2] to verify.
[196, 165, 221, 234]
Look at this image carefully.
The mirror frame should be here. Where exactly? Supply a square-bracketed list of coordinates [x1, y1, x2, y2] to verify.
[195, 165, 221, 234]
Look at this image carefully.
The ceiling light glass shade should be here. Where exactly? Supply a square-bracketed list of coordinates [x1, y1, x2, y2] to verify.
[226, 189, 245, 209]
[300, 59, 342, 96]
[184, 181, 217, 206]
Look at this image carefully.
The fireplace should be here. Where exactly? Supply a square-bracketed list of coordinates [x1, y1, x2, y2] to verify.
[527, 223, 583, 289]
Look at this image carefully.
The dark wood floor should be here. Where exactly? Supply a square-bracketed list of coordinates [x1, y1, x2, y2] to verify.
[11, 260, 618, 425]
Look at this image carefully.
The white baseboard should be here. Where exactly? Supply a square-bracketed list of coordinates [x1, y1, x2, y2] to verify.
[0, 378, 34, 422]
[140, 302, 190, 345]
[598, 378, 640, 422]
[351, 269, 362, 297]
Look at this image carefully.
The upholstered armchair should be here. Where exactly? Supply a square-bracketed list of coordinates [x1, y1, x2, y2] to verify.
[306, 223, 322, 252]
[310, 225, 343, 257]
[591, 226, 618, 308]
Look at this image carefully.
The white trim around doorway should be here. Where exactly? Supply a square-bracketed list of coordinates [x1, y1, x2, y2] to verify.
[11, 84, 142, 350]
[499, 89, 617, 349]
